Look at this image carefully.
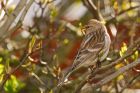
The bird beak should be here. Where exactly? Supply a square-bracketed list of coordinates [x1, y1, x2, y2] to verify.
[81, 27, 86, 35]
[100, 20, 106, 25]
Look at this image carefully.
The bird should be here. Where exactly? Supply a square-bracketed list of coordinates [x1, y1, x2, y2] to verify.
[58, 19, 111, 86]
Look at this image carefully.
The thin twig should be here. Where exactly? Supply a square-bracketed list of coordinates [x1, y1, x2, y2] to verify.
[107, 5, 140, 24]
[114, 79, 119, 93]
[0, 39, 35, 90]
[0, 0, 34, 42]
[93, 37, 140, 75]
[0, 51, 29, 91]
[0, 0, 27, 37]
[118, 5, 140, 15]
[0, 26, 62, 91]
[73, 37, 140, 92]
[119, 73, 140, 93]
[92, 59, 140, 88]
[74, 79, 87, 93]
[31, 72, 45, 85]
[82, 0, 104, 21]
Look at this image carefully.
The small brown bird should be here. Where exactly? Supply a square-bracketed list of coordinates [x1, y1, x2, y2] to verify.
[58, 19, 111, 86]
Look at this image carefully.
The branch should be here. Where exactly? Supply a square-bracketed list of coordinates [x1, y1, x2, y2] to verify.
[0, 0, 34, 42]
[0, 28, 60, 91]
[118, 5, 140, 15]
[74, 79, 87, 93]
[74, 37, 140, 92]
[0, 53, 29, 91]
[95, 37, 140, 73]
[119, 73, 140, 93]
[92, 58, 140, 88]
[82, 0, 104, 21]
[0, 0, 27, 38]
[107, 5, 140, 24]
[74, 59, 140, 92]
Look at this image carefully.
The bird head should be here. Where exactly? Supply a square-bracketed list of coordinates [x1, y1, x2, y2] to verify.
[82, 19, 104, 35]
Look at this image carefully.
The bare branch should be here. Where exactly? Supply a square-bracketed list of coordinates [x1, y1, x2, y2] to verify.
[92, 58, 140, 88]
[107, 5, 140, 24]
[0, 0, 27, 38]
[119, 73, 140, 93]
[0, 50, 29, 91]
[82, 0, 104, 21]
[0, 0, 34, 42]
[74, 37, 140, 92]
[96, 37, 140, 72]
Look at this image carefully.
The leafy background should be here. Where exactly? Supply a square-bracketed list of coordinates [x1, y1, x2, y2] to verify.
[0, 0, 140, 93]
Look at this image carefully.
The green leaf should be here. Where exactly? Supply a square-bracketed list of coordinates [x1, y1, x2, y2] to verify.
[121, 0, 129, 10]
[49, 90, 53, 93]
[131, 51, 139, 60]
[119, 43, 127, 57]
[0, 57, 3, 63]
[5, 58, 10, 73]
[29, 36, 36, 53]
[0, 74, 4, 83]
[63, 39, 69, 45]
[0, 64, 4, 74]
[119, 51, 123, 57]
[113, 1, 118, 10]
[4, 75, 25, 93]
[136, 17, 140, 23]
[135, 51, 139, 59]
[7, 5, 16, 14]
[50, 7, 57, 22]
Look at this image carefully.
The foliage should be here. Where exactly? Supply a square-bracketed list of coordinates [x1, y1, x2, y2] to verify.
[0, 0, 140, 93]
[4, 75, 25, 93]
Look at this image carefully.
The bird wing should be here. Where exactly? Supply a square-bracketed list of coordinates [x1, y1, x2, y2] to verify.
[72, 29, 105, 70]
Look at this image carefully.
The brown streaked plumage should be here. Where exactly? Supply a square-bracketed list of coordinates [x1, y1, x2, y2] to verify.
[58, 19, 111, 86]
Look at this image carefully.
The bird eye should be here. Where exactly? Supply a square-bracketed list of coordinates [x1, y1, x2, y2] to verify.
[85, 25, 90, 29]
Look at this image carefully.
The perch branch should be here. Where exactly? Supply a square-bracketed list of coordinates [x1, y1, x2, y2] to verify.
[74, 37, 140, 92]
[92, 58, 140, 88]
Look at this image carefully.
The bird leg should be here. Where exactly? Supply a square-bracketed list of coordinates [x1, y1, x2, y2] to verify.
[96, 60, 101, 68]
[88, 60, 102, 75]
[88, 65, 96, 72]
[88, 60, 101, 80]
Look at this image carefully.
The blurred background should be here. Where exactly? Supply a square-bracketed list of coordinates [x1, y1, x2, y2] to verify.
[0, 0, 140, 93]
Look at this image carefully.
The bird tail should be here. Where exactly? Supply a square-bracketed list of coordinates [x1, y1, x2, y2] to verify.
[57, 67, 73, 87]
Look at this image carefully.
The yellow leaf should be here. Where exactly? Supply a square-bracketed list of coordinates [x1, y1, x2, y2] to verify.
[117, 74, 124, 81]
[0, 57, 2, 63]
[113, 1, 118, 10]
[134, 51, 139, 59]
[63, 39, 69, 45]
[53, 54, 57, 60]
[49, 90, 53, 93]
[115, 63, 124, 70]
[0, 74, 4, 83]
[0, 64, 4, 74]
[131, 51, 139, 60]
[7, 5, 16, 14]
[28, 36, 36, 53]
[119, 42, 127, 57]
